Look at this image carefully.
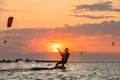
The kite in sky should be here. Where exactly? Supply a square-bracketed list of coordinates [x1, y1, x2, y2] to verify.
[4, 40, 7, 44]
[7, 17, 14, 28]
[112, 42, 116, 46]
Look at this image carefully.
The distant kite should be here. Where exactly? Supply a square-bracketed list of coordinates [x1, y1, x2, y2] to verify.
[4, 40, 7, 44]
[7, 17, 14, 28]
[81, 51, 84, 55]
[112, 42, 116, 46]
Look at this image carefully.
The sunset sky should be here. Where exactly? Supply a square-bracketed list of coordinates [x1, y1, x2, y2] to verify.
[0, 0, 120, 62]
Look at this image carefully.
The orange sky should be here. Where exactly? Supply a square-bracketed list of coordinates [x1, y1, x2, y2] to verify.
[0, 0, 120, 30]
[0, 0, 120, 61]
[28, 35, 120, 53]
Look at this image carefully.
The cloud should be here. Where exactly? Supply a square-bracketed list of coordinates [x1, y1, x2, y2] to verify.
[54, 20, 120, 37]
[0, 20, 120, 60]
[71, 14, 115, 19]
[0, 20, 120, 41]
[74, 1, 120, 12]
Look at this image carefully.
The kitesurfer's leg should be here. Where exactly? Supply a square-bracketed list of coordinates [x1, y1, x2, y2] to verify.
[55, 60, 62, 68]
[61, 63, 65, 68]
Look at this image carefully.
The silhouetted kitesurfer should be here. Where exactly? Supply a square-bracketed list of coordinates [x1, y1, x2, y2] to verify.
[55, 48, 70, 69]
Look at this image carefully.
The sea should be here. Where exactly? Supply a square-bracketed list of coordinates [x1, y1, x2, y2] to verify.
[0, 62, 120, 80]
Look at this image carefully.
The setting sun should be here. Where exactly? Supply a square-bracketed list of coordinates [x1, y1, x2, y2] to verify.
[50, 43, 62, 52]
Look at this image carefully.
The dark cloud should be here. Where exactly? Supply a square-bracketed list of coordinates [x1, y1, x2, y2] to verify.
[71, 14, 115, 19]
[54, 20, 120, 37]
[74, 1, 120, 12]
[0, 20, 120, 39]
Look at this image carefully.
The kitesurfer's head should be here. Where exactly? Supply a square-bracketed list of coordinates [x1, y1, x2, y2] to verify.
[64, 48, 69, 53]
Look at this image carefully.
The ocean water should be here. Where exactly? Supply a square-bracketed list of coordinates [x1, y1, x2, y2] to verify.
[0, 62, 120, 80]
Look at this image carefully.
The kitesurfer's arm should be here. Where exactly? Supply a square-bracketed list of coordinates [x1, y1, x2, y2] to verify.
[56, 48, 63, 56]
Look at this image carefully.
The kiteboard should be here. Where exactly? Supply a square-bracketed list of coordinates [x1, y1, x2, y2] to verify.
[30, 66, 66, 71]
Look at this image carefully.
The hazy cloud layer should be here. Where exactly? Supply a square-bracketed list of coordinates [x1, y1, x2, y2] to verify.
[71, 14, 115, 19]
[74, 1, 120, 12]
[1, 20, 120, 47]
[0, 20, 120, 61]
[55, 20, 120, 36]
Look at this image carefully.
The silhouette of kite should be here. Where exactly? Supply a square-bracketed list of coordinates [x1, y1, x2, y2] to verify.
[7, 17, 14, 28]
[81, 51, 84, 55]
[112, 42, 116, 46]
[4, 40, 7, 44]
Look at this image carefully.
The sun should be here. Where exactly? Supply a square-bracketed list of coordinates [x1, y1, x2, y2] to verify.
[50, 43, 62, 52]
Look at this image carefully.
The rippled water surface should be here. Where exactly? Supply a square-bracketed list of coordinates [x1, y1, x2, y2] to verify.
[0, 62, 120, 80]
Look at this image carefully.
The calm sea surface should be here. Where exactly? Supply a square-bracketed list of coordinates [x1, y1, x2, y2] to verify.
[0, 62, 120, 80]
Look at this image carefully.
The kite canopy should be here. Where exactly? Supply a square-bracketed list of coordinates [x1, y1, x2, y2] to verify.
[7, 17, 14, 28]
[112, 42, 116, 46]
[4, 40, 7, 44]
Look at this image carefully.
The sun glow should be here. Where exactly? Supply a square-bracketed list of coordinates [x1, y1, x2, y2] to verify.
[50, 43, 62, 52]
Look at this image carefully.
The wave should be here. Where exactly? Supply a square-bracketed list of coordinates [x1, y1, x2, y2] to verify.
[0, 61, 55, 71]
